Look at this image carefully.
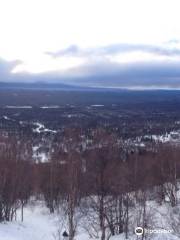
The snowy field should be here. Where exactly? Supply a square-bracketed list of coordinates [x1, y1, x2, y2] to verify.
[0, 199, 180, 240]
[0, 201, 92, 240]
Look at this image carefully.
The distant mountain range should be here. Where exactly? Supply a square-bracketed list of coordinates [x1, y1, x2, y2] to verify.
[0, 81, 129, 92]
[0, 82, 85, 90]
[1, 82, 180, 92]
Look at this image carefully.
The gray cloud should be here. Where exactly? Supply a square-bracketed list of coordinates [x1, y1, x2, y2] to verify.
[0, 59, 22, 80]
[46, 45, 80, 57]
[46, 42, 180, 58]
[65, 61, 180, 88]
[2, 43, 180, 89]
[43, 41, 180, 88]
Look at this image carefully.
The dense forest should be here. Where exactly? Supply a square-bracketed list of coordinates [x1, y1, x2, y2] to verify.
[0, 127, 180, 239]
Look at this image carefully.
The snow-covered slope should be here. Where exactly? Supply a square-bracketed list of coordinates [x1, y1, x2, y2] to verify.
[0, 199, 180, 240]
[0, 202, 57, 240]
[0, 201, 91, 240]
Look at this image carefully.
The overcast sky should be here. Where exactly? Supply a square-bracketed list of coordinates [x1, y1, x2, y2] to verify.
[1, 0, 180, 88]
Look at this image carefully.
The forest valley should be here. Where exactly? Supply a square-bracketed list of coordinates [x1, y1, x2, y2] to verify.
[0, 128, 180, 240]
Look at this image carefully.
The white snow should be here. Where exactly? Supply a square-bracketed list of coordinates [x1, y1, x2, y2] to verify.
[5, 106, 32, 109]
[133, 129, 180, 148]
[2, 116, 11, 121]
[91, 105, 104, 107]
[0, 201, 92, 240]
[0, 197, 180, 240]
[33, 122, 57, 134]
[32, 147, 49, 162]
[0, 202, 57, 240]
[40, 106, 59, 109]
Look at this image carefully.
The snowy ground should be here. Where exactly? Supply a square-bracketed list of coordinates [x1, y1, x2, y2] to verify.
[0, 200, 180, 240]
[0, 201, 92, 240]
[0, 202, 57, 240]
